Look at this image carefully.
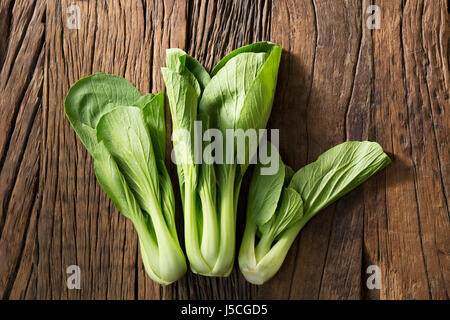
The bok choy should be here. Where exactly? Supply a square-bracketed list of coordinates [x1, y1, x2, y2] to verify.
[65, 73, 186, 285]
[239, 141, 391, 284]
[162, 42, 282, 276]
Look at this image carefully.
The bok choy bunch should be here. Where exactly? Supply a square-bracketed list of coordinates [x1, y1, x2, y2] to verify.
[162, 42, 282, 276]
[239, 141, 391, 284]
[65, 73, 186, 285]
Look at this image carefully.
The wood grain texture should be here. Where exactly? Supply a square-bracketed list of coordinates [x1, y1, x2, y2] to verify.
[0, 0, 448, 300]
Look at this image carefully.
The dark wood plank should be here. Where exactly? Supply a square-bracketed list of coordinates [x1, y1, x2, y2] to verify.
[317, 0, 373, 300]
[0, 0, 45, 299]
[0, 0, 45, 233]
[363, 0, 449, 299]
[0, 0, 14, 69]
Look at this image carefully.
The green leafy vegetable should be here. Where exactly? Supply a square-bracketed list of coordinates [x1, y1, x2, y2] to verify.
[162, 42, 282, 276]
[65, 73, 186, 285]
[239, 141, 391, 284]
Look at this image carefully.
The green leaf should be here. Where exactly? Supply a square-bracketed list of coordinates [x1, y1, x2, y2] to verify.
[157, 161, 177, 238]
[211, 41, 281, 76]
[65, 73, 186, 285]
[93, 141, 143, 221]
[197, 115, 217, 205]
[64, 73, 142, 154]
[235, 44, 282, 137]
[162, 49, 209, 207]
[199, 42, 282, 174]
[144, 93, 176, 238]
[142, 92, 166, 162]
[95, 106, 186, 285]
[199, 52, 268, 131]
[96, 106, 160, 216]
[134, 93, 155, 109]
[284, 165, 295, 185]
[266, 187, 304, 239]
[165, 48, 211, 97]
[247, 145, 285, 227]
[290, 141, 391, 218]
[143, 93, 176, 238]
[161, 68, 198, 171]
[184, 55, 211, 90]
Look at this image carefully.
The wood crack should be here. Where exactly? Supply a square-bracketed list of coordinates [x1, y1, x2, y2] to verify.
[2, 157, 41, 299]
[399, 0, 432, 299]
[344, 2, 364, 141]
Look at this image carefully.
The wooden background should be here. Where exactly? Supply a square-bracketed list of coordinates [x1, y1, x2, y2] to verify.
[0, 0, 448, 300]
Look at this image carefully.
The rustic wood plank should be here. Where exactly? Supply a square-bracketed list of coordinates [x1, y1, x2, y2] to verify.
[0, 0, 45, 232]
[366, 0, 431, 299]
[0, 65, 43, 299]
[317, 0, 372, 300]
[416, 0, 450, 298]
[4, 112, 42, 300]
[0, 0, 14, 69]
[343, 0, 383, 300]
[363, 0, 449, 299]
[0, 0, 45, 299]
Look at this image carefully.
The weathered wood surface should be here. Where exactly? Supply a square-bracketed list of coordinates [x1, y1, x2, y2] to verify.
[0, 0, 448, 300]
